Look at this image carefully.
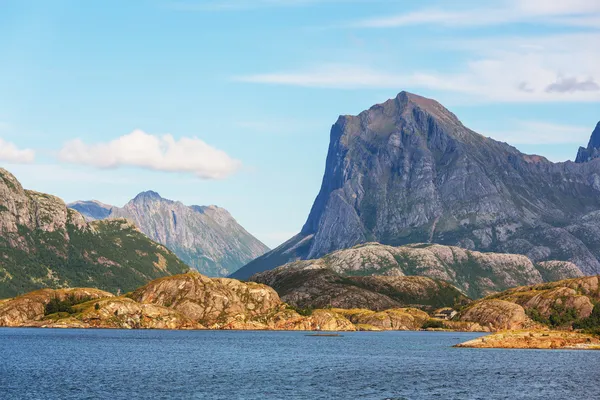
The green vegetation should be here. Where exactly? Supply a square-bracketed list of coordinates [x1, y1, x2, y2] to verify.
[288, 305, 314, 316]
[44, 294, 93, 315]
[574, 305, 600, 336]
[421, 319, 446, 329]
[526, 304, 579, 327]
[0, 218, 190, 298]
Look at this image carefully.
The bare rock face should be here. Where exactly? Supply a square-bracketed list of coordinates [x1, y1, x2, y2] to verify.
[459, 300, 533, 331]
[73, 298, 200, 330]
[488, 276, 599, 320]
[575, 122, 600, 163]
[0, 168, 191, 298]
[459, 276, 600, 330]
[252, 242, 582, 299]
[130, 272, 284, 328]
[0, 288, 113, 327]
[233, 93, 600, 279]
[455, 330, 600, 350]
[333, 308, 430, 331]
[69, 192, 269, 277]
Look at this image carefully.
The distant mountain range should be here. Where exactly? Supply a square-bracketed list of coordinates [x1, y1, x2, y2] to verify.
[233, 91, 600, 280]
[0, 168, 190, 298]
[69, 192, 269, 277]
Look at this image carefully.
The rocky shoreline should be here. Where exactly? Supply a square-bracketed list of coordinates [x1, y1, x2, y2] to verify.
[0, 272, 486, 332]
[455, 330, 600, 350]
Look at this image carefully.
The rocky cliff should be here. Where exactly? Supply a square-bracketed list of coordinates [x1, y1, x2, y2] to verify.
[458, 275, 600, 331]
[251, 243, 582, 299]
[575, 122, 600, 163]
[233, 92, 600, 279]
[0, 168, 191, 298]
[69, 192, 269, 277]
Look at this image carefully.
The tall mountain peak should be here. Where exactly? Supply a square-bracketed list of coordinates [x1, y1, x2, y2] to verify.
[70, 192, 269, 277]
[232, 93, 600, 280]
[133, 190, 163, 202]
[575, 121, 600, 163]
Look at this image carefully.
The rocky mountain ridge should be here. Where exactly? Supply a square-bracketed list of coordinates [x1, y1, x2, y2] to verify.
[234, 92, 600, 279]
[457, 275, 600, 332]
[69, 192, 269, 277]
[0, 271, 478, 332]
[0, 168, 191, 298]
[250, 242, 583, 299]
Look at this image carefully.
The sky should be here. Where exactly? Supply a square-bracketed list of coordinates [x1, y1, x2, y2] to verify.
[0, 0, 599, 248]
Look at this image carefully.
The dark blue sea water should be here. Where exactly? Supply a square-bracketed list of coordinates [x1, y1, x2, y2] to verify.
[0, 329, 598, 400]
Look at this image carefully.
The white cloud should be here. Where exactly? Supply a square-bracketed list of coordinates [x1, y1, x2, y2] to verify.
[484, 121, 592, 145]
[234, 64, 410, 89]
[0, 138, 35, 163]
[352, 0, 600, 28]
[58, 129, 241, 179]
[235, 31, 600, 103]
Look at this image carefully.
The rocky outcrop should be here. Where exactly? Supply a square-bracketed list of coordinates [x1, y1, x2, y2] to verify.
[251, 242, 582, 299]
[130, 272, 283, 328]
[455, 330, 600, 350]
[252, 262, 469, 311]
[459, 300, 534, 331]
[0, 288, 113, 326]
[0, 168, 191, 298]
[0, 271, 481, 332]
[69, 192, 269, 277]
[459, 276, 600, 331]
[0, 272, 361, 331]
[233, 92, 600, 279]
[333, 308, 429, 331]
[575, 122, 600, 163]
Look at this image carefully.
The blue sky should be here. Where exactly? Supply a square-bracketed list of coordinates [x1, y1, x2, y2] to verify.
[1, 0, 599, 248]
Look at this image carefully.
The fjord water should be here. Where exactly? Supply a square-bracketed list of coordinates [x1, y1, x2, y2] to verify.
[1, 329, 597, 400]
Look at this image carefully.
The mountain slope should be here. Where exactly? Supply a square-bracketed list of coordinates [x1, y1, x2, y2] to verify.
[233, 92, 600, 279]
[252, 265, 469, 311]
[250, 242, 583, 299]
[0, 168, 191, 298]
[69, 192, 269, 277]
[458, 275, 600, 333]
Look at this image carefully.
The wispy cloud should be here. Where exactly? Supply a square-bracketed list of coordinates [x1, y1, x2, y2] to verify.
[166, 0, 371, 11]
[351, 0, 600, 28]
[58, 129, 241, 179]
[235, 30, 600, 103]
[234, 64, 410, 89]
[0, 138, 35, 163]
[485, 121, 592, 145]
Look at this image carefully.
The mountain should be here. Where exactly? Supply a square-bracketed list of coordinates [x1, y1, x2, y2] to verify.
[0, 168, 191, 298]
[67, 200, 113, 221]
[252, 266, 469, 311]
[233, 92, 600, 279]
[69, 192, 269, 277]
[458, 275, 600, 333]
[250, 243, 583, 299]
[575, 122, 600, 163]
